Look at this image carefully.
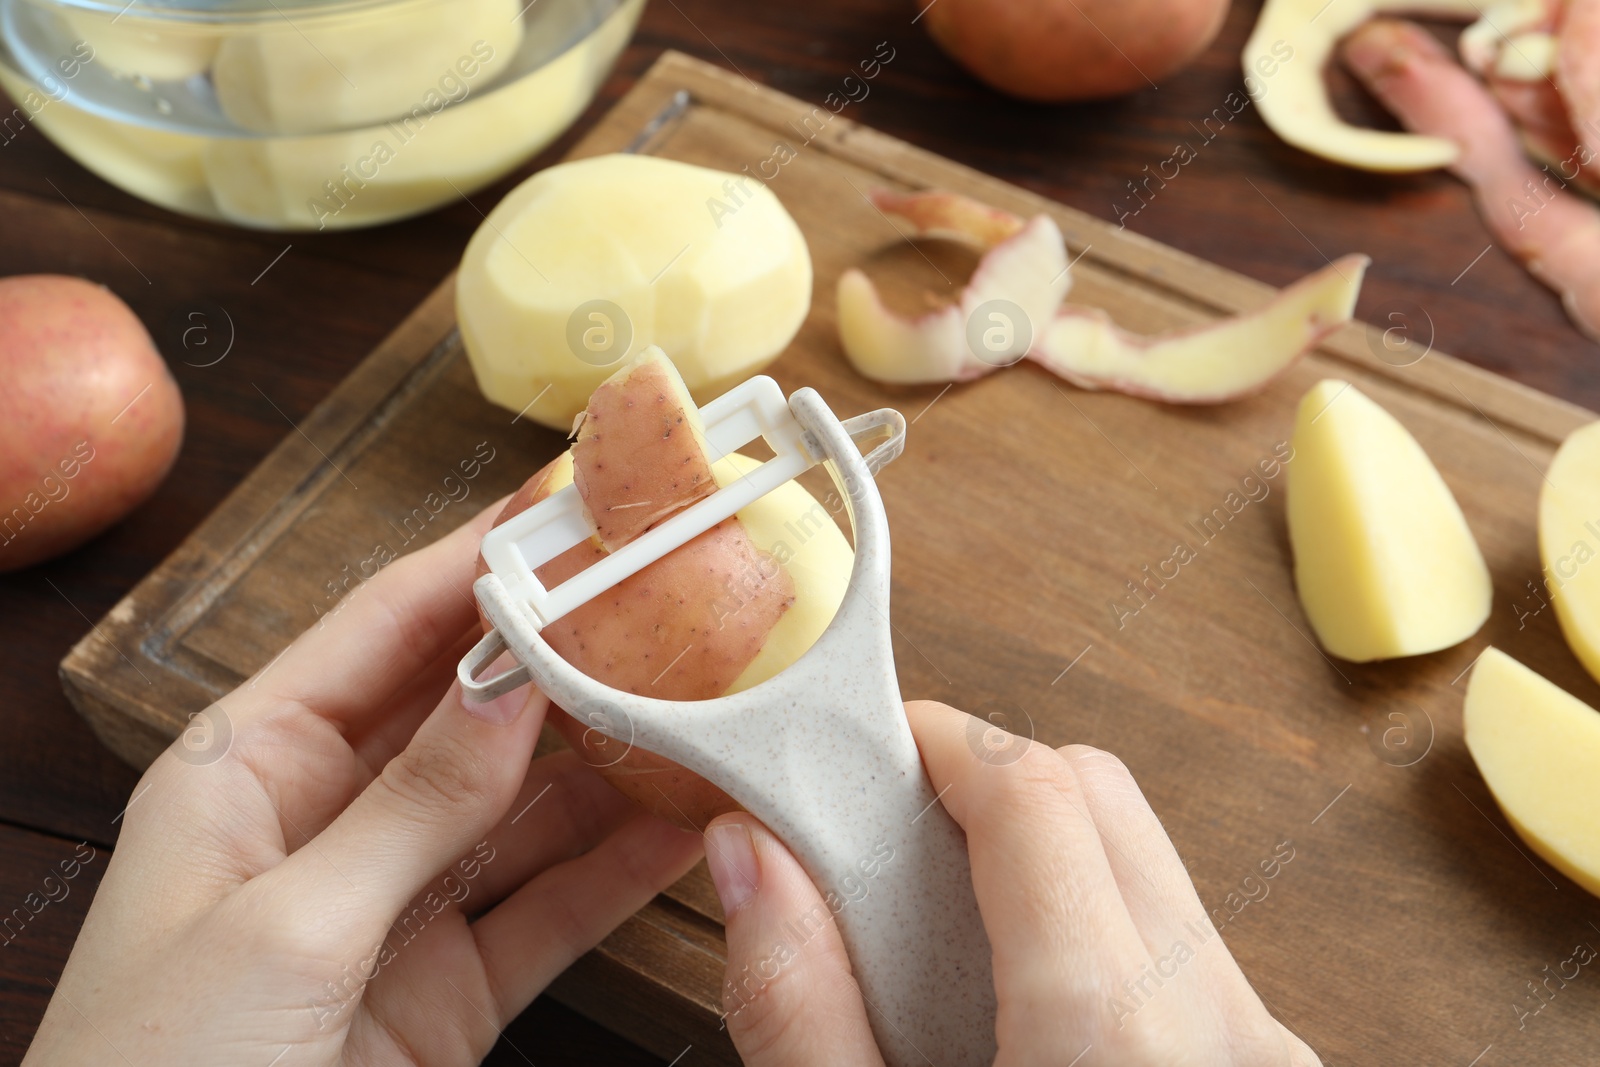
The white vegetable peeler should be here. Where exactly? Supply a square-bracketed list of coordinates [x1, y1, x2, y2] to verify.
[458, 376, 997, 1067]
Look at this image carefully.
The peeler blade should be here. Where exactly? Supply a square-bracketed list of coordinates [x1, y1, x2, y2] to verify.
[481, 375, 822, 630]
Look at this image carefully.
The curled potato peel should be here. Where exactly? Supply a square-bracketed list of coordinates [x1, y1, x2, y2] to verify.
[836, 189, 1364, 401]
[1244, 0, 1493, 172]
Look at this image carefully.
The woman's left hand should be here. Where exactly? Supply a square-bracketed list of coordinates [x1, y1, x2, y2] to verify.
[25, 500, 703, 1066]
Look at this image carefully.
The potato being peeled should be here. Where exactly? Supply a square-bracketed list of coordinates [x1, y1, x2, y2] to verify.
[480, 350, 853, 828]
[457, 154, 813, 430]
[0, 276, 184, 572]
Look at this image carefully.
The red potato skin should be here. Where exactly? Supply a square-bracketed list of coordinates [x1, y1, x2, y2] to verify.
[1343, 20, 1600, 340]
[922, 0, 1229, 102]
[1455, 0, 1600, 192]
[1559, 0, 1600, 169]
[0, 275, 183, 572]
[571, 356, 716, 552]
[872, 189, 1023, 248]
[478, 457, 795, 831]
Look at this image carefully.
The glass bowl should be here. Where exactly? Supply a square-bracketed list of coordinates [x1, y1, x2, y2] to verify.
[0, 0, 644, 229]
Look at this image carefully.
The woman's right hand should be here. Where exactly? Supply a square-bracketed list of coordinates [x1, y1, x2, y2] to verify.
[702, 700, 1323, 1067]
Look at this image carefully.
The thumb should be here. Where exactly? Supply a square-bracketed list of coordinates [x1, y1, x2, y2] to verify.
[704, 814, 886, 1067]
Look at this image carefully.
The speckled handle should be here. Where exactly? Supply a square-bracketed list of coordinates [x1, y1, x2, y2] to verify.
[469, 388, 997, 1066]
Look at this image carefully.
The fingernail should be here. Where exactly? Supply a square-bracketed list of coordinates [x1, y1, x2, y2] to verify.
[462, 685, 527, 726]
[705, 821, 760, 916]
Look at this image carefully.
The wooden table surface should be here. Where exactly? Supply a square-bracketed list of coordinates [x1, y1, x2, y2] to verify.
[2, 1, 1595, 1063]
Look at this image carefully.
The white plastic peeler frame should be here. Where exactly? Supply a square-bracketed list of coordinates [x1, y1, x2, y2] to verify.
[459, 378, 997, 1066]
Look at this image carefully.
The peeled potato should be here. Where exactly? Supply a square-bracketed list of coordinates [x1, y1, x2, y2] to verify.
[212, 0, 524, 135]
[1464, 647, 1600, 896]
[458, 154, 813, 429]
[0, 63, 211, 218]
[480, 352, 851, 827]
[1539, 421, 1600, 685]
[203, 0, 644, 231]
[0, 276, 183, 571]
[60, 12, 220, 81]
[1286, 379, 1490, 661]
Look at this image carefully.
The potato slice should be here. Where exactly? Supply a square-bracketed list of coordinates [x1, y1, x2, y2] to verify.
[1540, 421, 1600, 684]
[1287, 379, 1490, 661]
[1464, 647, 1600, 896]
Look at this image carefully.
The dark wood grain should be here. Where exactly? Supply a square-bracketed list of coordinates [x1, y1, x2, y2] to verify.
[5, 1, 1600, 1064]
[0, 826, 107, 1067]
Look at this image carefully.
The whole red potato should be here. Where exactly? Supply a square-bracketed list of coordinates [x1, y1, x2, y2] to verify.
[922, 0, 1230, 101]
[0, 275, 184, 571]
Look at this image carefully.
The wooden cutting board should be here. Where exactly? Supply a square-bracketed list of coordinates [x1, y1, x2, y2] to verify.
[62, 49, 1600, 1065]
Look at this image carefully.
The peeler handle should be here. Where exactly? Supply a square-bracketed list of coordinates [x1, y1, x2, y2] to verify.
[473, 571, 997, 1067]
[702, 619, 1000, 1067]
[467, 388, 997, 1065]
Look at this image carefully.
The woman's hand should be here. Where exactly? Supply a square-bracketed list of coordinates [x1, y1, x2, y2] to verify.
[704, 700, 1323, 1067]
[25, 501, 703, 1066]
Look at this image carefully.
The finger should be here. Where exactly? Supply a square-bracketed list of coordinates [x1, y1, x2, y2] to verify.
[346, 625, 486, 774]
[469, 810, 702, 1021]
[1055, 745, 1211, 960]
[265, 679, 545, 956]
[234, 627, 487, 850]
[106, 504, 508, 933]
[903, 701, 1148, 1027]
[243, 496, 506, 730]
[1059, 744, 1279, 1048]
[703, 814, 885, 1067]
[456, 749, 641, 915]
